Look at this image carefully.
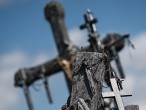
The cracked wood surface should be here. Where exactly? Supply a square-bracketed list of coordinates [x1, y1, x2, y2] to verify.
[68, 52, 106, 110]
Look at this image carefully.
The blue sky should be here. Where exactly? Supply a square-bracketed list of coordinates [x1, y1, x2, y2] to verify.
[0, 0, 146, 110]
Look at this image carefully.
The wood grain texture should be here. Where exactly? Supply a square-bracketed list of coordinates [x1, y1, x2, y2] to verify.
[67, 52, 106, 110]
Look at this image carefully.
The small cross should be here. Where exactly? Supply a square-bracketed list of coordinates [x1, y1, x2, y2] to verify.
[80, 9, 98, 34]
[102, 78, 132, 110]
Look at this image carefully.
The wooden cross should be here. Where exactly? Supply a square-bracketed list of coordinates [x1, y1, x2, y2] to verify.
[14, 1, 128, 89]
[14, 1, 130, 109]
[102, 78, 132, 110]
[15, 1, 76, 92]
[80, 9, 98, 34]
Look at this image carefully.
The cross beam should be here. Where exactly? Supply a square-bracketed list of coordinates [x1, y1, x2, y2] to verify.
[102, 78, 132, 110]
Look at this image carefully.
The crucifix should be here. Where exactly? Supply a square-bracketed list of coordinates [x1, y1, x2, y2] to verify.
[102, 78, 132, 110]
[14, 1, 130, 110]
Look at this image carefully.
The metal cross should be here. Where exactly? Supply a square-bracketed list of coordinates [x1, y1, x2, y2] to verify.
[102, 78, 132, 110]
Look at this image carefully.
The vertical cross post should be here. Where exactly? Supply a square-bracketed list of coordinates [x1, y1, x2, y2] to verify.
[44, 1, 78, 92]
[41, 65, 53, 104]
[21, 69, 34, 110]
[45, 1, 77, 57]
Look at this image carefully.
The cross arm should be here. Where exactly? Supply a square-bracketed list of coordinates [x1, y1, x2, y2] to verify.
[14, 57, 62, 87]
[102, 90, 132, 98]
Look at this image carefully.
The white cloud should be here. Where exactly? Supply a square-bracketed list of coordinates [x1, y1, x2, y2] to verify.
[119, 32, 146, 108]
[0, 51, 26, 110]
[32, 53, 51, 66]
[1, 51, 28, 67]
[69, 28, 89, 47]
[139, 102, 146, 110]
[121, 32, 146, 72]
[0, 50, 51, 110]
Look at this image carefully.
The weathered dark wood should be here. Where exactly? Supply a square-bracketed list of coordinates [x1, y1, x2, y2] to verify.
[14, 58, 61, 87]
[66, 52, 106, 110]
[14, 1, 79, 93]
[125, 105, 139, 110]
[21, 69, 34, 110]
[45, 1, 78, 57]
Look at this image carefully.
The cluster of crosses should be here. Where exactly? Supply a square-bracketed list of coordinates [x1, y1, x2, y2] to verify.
[14, 1, 138, 110]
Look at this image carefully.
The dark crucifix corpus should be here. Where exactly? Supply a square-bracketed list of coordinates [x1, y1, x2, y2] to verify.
[14, 1, 130, 110]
